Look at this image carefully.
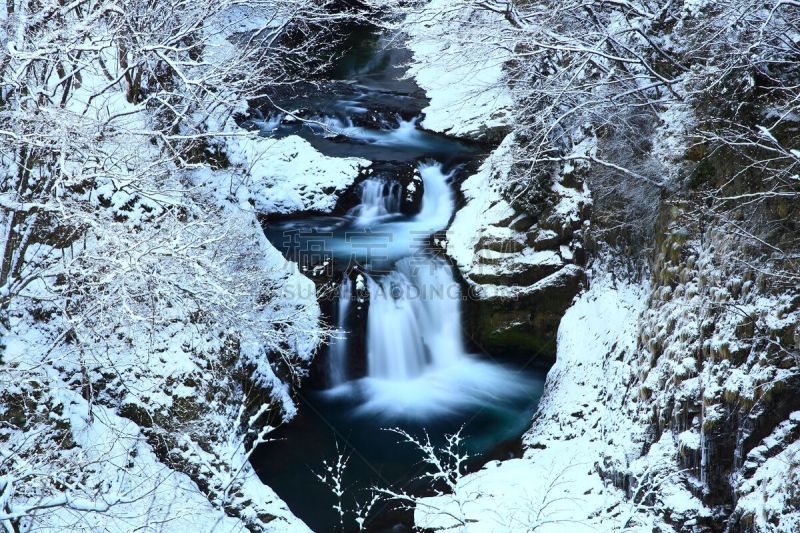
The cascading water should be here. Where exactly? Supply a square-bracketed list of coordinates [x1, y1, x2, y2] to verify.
[366, 257, 465, 380]
[283, 113, 472, 157]
[313, 115, 429, 149]
[348, 177, 401, 226]
[252, 113, 283, 134]
[327, 276, 352, 387]
[322, 160, 532, 417]
[253, 25, 548, 532]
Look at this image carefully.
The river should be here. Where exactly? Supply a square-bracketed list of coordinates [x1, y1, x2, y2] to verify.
[249, 24, 549, 532]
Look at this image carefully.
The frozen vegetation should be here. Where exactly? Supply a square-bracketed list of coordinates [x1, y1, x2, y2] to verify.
[2, 0, 799, 532]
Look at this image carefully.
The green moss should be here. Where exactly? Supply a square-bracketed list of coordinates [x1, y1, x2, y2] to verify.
[120, 402, 153, 428]
[480, 321, 556, 359]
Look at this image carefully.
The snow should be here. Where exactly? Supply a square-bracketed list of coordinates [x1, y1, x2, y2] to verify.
[217, 133, 367, 215]
[443, 131, 588, 304]
[475, 265, 581, 300]
[0, 373, 310, 532]
[48, 399, 245, 531]
[733, 415, 800, 529]
[0, 4, 327, 530]
[404, 0, 513, 138]
[415, 273, 657, 531]
[445, 134, 516, 272]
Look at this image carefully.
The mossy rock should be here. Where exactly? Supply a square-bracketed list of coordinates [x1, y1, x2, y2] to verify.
[478, 311, 558, 359]
[685, 142, 707, 163]
[470, 266, 584, 360]
[775, 197, 793, 219]
[120, 401, 153, 428]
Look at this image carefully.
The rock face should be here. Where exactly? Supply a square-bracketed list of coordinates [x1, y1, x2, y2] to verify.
[405, 0, 800, 530]
[595, 198, 800, 531]
[416, 189, 800, 532]
[400, 0, 585, 359]
[447, 135, 589, 358]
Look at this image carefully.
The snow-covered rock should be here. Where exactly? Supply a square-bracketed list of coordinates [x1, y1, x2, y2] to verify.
[443, 134, 590, 357]
[404, 0, 513, 140]
[218, 133, 367, 215]
[415, 274, 661, 531]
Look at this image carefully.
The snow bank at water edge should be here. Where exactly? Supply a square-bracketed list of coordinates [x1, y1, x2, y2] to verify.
[444, 135, 516, 272]
[219, 134, 368, 215]
[414, 274, 673, 531]
[404, 0, 513, 140]
[196, 118, 368, 215]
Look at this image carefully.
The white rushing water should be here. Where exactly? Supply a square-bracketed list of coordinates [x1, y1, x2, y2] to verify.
[320, 161, 456, 262]
[376, 161, 455, 249]
[325, 161, 532, 418]
[348, 178, 401, 226]
[366, 257, 463, 380]
[312, 115, 462, 154]
[328, 276, 352, 387]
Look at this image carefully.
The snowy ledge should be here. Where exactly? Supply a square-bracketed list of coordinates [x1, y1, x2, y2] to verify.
[404, 0, 513, 140]
[414, 274, 656, 531]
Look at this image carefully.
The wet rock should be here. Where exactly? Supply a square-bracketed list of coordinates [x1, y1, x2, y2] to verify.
[477, 234, 526, 253]
[469, 266, 586, 359]
[393, 164, 424, 216]
[470, 253, 563, 286]
[527, 228, 563, 250]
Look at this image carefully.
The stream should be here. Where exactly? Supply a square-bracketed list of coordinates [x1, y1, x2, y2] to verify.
[250, 25, 549, 532]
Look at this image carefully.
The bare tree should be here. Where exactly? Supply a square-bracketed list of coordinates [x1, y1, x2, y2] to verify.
[0, 0, 342, 528]
[316, 427, 583, 532]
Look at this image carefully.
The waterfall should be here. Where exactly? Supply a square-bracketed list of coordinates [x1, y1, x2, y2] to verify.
[349, 177, 401, 226]
[353, 161, 463, 380]
[371, 161, 455, 255]
[328, 276, 352, 387]
[366, 257, 465, 381]
[315, 159, 530, 417]
[414, 161, 455, 231]
[310, 115, 445, 151]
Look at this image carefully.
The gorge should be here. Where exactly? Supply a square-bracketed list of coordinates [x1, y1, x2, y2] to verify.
[1, 1, 798, 532]
[250, 25, 549, 530]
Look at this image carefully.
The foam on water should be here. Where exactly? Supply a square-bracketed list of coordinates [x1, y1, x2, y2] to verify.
[354, 360, 538, 418]
[253, 114, 283, 134]
[325, 355, 538, 420]
[313, 115, 454, 153]
[338, 257, 530, 419]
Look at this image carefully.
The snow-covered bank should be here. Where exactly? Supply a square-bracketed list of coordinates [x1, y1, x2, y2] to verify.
[435, 128, 588, 357]
[0, 2, 333, 529]
[403, 0, 800, 530]
[0, 387, 307, 532]
[201, 133, 367, 216]
[445, 134, 589, 300]
[404, 0, 513, 140]
[414, 274, 659, 531]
